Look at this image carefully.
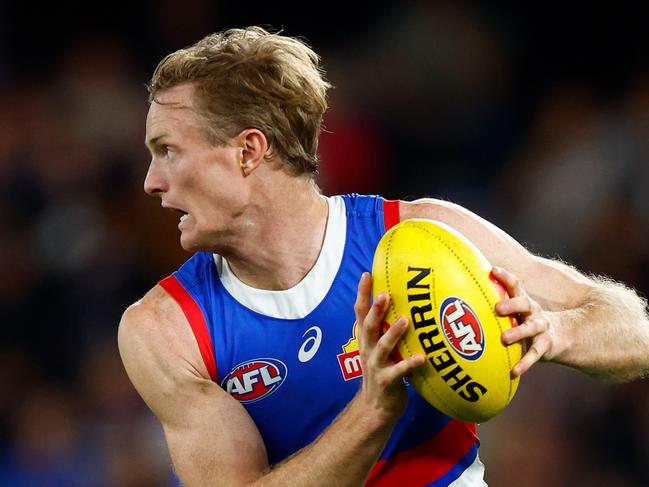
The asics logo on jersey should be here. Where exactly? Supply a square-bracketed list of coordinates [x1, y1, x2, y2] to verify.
[298, 326, 323, 363]
[221, 358, 288, 403]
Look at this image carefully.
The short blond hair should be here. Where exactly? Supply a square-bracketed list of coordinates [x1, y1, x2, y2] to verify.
[148, 26, 331, 176]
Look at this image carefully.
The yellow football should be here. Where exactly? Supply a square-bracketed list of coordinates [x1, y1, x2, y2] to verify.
[372, 219, 521, 423]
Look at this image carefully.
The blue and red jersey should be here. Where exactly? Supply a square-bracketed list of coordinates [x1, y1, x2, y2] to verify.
[160, 194, 484, 486]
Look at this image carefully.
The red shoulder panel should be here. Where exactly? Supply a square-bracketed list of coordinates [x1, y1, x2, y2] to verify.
[159, 275, 218, 382]
[383, 199, 401, 231]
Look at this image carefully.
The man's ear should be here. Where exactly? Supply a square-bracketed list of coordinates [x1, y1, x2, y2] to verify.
[238, 129, 269, 176]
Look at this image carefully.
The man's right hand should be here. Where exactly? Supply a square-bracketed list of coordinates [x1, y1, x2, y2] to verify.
[354, 272, 425, 427]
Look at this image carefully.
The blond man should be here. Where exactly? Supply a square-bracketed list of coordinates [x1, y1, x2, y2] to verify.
[118, 27, 649, 487]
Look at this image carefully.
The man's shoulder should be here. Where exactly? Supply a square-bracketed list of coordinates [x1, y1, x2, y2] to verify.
[117, 284, 219, 423]
[120, 285, 178, 334]
[118, 286, 179, 361]
[399, 198, 469, 222]
[118, 284, 209, 378]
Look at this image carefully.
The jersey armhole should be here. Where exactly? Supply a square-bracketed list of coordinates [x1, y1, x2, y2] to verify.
[159, 275, 218, 382]
[383, 199, 401, 231]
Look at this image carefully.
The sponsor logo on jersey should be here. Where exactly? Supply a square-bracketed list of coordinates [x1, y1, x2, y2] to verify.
[221, 358, 288, 403]
[439, 297, 484, 360]
[337, 323, 362, 380]
[298, 326, 323, 363]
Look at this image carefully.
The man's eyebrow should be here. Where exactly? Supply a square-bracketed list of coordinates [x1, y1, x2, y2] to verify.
[145, 135, 166, 148]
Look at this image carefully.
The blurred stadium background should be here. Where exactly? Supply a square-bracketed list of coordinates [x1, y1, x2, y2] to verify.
[1, 1, 648, 485]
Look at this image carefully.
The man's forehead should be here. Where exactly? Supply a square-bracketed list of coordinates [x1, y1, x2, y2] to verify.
[146, 100, 192, 127]
[146, 86, 198, 129]
[153, 83, 196, 106]
[145, 86, 208, 146]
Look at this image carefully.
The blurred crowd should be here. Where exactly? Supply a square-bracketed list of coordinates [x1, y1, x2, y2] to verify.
[1, 2, 648, 486]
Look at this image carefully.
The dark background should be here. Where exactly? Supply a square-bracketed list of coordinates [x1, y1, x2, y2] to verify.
[1, 1, 648, 485]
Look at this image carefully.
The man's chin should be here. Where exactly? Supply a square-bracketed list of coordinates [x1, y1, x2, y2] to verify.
[180, 234, 213, 254]
[179, 234, 201, 253]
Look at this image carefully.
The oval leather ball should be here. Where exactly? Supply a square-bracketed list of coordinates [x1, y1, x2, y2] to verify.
[372, 219, 521, 423]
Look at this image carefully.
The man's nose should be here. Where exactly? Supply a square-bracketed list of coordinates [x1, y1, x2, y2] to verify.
[143, 160, 168, 195]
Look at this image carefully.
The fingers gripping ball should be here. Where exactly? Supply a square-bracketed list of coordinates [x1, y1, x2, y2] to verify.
[372, 219, 522, 423]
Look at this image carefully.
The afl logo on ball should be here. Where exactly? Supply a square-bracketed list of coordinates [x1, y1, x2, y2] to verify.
[439, 297, 484, 360]
[221, 358, 288, 403]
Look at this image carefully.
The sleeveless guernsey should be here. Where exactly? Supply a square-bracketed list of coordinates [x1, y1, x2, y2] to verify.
[160, 194, 485, 486]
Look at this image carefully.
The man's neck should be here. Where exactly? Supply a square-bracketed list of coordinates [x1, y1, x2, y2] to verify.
[218, 177, 329, 290]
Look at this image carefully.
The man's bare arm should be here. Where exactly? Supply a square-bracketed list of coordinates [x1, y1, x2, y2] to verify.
[401, 199, 649, 382]
[118, 279, 423, 487]
[117, 286, 268, 486]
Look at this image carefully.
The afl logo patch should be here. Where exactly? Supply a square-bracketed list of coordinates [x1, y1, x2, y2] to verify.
[439, 297, 484, 360]
[221, 358, 288, 403]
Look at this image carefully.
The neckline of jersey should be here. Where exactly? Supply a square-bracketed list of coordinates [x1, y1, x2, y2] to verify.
[213, 195, 347, 319]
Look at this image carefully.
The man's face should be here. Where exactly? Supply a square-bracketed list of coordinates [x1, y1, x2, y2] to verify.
[144, 84, 245, 252]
